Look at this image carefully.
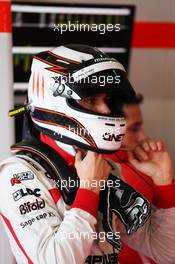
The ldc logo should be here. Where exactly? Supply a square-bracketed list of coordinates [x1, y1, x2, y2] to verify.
[13, 188, 41, 201]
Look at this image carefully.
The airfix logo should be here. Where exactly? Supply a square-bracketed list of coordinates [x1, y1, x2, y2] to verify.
[19, 199, 45, 215]
[11, 171, 34, 186]
[102, 133, 125, 142]
[13, 188, 41, 201]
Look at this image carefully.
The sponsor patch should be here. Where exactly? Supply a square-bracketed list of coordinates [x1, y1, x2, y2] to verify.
[20, 211, 56, 228]
[85, 253, 118, 263]
[19, 199, 45, 215]
[11, 171, 34, 186]
[102, 132, 125, 142]
[13, 188, 41, 201]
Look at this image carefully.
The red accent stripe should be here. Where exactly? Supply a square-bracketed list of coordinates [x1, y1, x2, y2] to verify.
[32, 72, 35, 95]
[153, 181, 175, 208]
[49, 188, 61, 204]
[36, 73, 40, 98]
[34, 55, 68, 75]
[41, 75, 44, 99]
[132, 22, 175, 48]
[118, 241, 143, 264]
[70, 188, 99, 219]
[0, 212, 33, 264]
[0, 1, 12, 33]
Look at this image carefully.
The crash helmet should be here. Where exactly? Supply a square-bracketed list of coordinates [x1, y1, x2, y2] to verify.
[28, 44, 136, 153]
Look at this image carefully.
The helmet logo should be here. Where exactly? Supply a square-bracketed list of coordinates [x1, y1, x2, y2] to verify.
[49, 76, 65, 96]
[102, 133, 125, 142]
[34, 53, 69, 75]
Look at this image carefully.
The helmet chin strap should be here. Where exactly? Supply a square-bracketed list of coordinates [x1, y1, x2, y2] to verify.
[55, 140, 77, 157]
[55, 140, 89, 159]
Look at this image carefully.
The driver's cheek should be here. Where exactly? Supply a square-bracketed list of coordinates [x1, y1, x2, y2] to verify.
[131, 132, 139, 146]
[123, 131, 136, 146]
[138, 128, 146, 142]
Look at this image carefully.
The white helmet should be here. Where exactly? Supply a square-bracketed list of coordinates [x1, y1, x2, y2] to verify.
[28, 44, 136, 153]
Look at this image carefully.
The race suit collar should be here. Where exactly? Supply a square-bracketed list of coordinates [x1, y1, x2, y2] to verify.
[104, 149, 128, 163]
[115, 150, 128, 161]
[40, 132, 75, 167]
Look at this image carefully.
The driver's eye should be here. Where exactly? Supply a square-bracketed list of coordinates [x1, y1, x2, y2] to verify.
[105, 96, 111, 102]
[86, 98, 96, 105]
[129, 127, 140, 133]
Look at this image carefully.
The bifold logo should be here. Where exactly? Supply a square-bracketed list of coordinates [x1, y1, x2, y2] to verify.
[19, 199, 45, 215]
